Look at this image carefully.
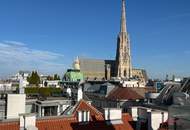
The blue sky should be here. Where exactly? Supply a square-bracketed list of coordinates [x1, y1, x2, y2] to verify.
[0, 0, 190, 79]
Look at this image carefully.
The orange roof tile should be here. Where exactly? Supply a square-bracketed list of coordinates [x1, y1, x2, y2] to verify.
[36, 116, 77, 130]
[0, 100, 134, 130]
[72, 99, 104, 121]
[36, 113, 134, 130]
[0, 121, 19, 130]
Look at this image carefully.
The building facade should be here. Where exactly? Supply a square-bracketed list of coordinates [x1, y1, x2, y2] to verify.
[115, 0, 132, 79]
[73, 0, 147, 83]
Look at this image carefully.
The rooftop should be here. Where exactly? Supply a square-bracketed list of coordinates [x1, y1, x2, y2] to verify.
[0, 100, 134, 130]
[106, 87, 144, 100]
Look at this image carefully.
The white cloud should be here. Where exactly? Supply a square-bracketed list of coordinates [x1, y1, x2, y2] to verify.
[0, 41, 66, 77]
[3, 40, 26, 47]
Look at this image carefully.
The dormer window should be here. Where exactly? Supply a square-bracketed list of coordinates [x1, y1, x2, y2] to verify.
[78, 111, 90, 122]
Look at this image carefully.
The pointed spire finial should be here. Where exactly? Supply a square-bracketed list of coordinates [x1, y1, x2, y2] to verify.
[120, 0, 127, 32]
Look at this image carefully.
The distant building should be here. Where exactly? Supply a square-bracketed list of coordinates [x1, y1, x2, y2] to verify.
[63, 57, 84, 82]
[11, 70, 31, 81]
[10, 70, 30, 87]
[155, 78, 190, 105]
[0, 82, 12, 91]
[85, 84, 144, 112]
[154, 81, 165, 92]
[79, 58, 148, 82]
[79, 58, 114, 80]
[42, 80, 60, 88]
[74, 0, 148, 83]
[115, 0, 132, 79]
[64, 69, 84, 82]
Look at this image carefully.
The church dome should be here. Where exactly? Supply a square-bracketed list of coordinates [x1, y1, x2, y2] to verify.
[73, 56, 80, 70]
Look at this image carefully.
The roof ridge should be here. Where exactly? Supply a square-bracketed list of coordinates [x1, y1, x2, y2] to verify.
[129, 88, 144, 98]
[37, 116, 76, 123]
[82, 100, 103, 115]
[107, 86, 118, 97]
[73, 99, 103, 116]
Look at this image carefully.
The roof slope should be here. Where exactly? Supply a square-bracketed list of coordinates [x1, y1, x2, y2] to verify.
[0, 100, 134, 130]
[107, 87, 144, 100]
[72, 99, 104, 120]
[0, 114, 134, 130]
[37, 116, 77, 130]
[0, 122, 19, 130]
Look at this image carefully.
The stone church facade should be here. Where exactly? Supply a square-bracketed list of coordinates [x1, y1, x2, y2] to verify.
[73, 0, 148, 83]
[115, 0, 132, 79]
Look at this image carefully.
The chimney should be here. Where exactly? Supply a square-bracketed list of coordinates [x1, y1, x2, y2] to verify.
[6, 94, 26, 119]
[19, 113, 38, 130]
[128, 106, 138, 121]
[77, 86, 83, 102]
[66, 87, 72, 97]
[104, 108, 123, 124]
[19, 77, 25, 94]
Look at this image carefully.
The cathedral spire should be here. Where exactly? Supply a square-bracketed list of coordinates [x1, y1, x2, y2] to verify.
[115, 0, 132, 79]
[120, 0, 127, 33]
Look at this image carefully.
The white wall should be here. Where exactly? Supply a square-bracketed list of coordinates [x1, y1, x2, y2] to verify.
[20, 114, 38, 130]
[7, 94, 26, 119]
[77, 87, 83, 101]
[0, 83, 12, 91]
[122, 80, 145, 88]
[137, 107, 168, 130]
[150, 111, 168, 130]
[128, 107, 138, 121]
[44, 80, 60, 88]
[104, 108, 122, 120]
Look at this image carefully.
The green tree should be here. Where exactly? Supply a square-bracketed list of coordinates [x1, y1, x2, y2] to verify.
[47, 75, 54, 80]
[39, 88, 50, 97]
[27, 71, 40, 86]
[53, 74, 60, 80]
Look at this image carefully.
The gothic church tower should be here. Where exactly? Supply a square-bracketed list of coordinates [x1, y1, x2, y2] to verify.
[115, 0, 132, 79]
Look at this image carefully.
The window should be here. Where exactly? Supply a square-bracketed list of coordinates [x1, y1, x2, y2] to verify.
[78, 111, 90, 122]
[124, 70, 127, 77]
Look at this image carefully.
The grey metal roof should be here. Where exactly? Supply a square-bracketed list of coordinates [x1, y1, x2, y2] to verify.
[155, 81, 187, 105]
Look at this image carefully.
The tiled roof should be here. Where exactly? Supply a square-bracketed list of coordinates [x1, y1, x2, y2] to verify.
[0, 114, 134, 130]
[158, 122, 168, 130]
[130, 87, 156, 98]
[0, 100, 134, 130]
[106, 87, 144, 100]
[36, 113, 134, 130]
[72, 99, 104, 120]
[0, 121, 19, 130]
[37, 116, 77, 130]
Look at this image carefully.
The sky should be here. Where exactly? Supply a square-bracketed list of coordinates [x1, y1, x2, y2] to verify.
[0, 0, 190, 79]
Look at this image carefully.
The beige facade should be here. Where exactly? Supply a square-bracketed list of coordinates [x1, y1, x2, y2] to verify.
[73, 0, 148, 83]
[83, 71, 105, 80]
[115, 0, 132, 79]
[132, 69, 148, 83]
